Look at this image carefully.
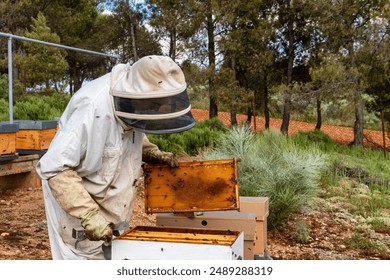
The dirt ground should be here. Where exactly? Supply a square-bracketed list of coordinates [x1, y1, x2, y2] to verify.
[0, 112, 389, 260]
[1, 178, 390, 260]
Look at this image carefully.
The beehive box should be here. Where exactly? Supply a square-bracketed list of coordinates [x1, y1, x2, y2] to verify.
[0, 123, 19, 161]
[112, 226, 244, 260]
[239, 197, 269, 257]
[156, 196, 270, 259]
[13, 120, 58, 154]
[143, 158, 240, 213]
[156, 211, 256, 260]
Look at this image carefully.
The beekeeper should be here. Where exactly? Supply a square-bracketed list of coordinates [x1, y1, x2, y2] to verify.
[36, 55, 196, 260]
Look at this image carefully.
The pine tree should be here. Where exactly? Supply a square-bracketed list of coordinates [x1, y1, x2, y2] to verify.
[16, 12, 68, 93]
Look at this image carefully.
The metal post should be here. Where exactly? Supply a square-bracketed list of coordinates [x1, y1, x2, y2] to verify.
[7, 36, 13, 124]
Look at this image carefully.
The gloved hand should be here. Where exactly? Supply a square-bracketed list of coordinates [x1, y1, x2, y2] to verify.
[146, 149, 179, 167]
[80, 208, 113, 242]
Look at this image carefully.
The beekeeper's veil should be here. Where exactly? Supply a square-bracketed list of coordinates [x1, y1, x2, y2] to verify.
[110, 55, 196, 134]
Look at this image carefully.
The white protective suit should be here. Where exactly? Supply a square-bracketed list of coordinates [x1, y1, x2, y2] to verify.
[36, 61, 174, 259]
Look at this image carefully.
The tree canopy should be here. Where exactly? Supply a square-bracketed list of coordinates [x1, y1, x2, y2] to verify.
[0, 0, 389, 139]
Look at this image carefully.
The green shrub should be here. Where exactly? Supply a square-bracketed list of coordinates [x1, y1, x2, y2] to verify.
[204, 126, 329, 230]
[296, 220, 310, 244]
[147, 118, 227, 156]
[290, 130, 339, 155]
[0, 74, 24, 100]
[13, 93, 70, 120]
[343, 232, 387, 252]
[0, 98, 9, 120]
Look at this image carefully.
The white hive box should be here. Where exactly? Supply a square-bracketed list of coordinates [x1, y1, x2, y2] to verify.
[112, 226, 244, 260]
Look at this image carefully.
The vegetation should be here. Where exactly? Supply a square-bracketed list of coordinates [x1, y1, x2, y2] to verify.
[1, 1, 389, 138]
[292, 130, 390, 252]
[296, 220, 311, 244]
[154, 122, 389, 241]
[147, 118, 227, 156]
[15, 12, 69, 92]
[0, 92, 70, 121]
[203, 126, 329, 229]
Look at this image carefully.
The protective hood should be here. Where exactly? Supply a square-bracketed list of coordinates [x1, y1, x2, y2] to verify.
[109, 56, 196, 134]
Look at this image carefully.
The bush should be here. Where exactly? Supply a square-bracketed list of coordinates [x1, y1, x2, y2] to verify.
[12, 92, 70, 120]
[0, 98, 9, 120]
[147, 118, 228, 156]
[204, 126, 329, 230]
[290, 130, 338, 154]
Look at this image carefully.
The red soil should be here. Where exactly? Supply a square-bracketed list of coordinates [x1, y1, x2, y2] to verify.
[191, 108, 390, 150]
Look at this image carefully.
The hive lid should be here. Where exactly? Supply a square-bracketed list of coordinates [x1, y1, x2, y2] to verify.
[143, 158, 240, 213]
[0, 122, 19, 133]
[13, 120, 58, 130]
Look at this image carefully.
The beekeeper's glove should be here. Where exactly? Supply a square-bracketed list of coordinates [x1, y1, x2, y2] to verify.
[48, 169, 113, 241]
[142, 136, 179, 167]
[80, 208, 113, 242]
[145, 148, 179, 167]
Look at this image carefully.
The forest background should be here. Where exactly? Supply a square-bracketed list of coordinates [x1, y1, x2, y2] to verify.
[0, 0, 389, 143]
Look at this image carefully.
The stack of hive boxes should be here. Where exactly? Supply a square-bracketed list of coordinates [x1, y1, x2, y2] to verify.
[156, 196, 269, 260]
[0, 120, 58, 189]
[112, 158, 270, 260]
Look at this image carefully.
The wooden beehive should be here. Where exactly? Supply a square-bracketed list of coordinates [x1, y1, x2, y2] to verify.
[156, 196, 270, 260]
[156, 211, 257, 260]
[13, 120, 58, 154]
[239, 196, 269, 257]
[143, 158, 240, 213]
[0, 123, 19, 161]
[112, 226, 244, 260]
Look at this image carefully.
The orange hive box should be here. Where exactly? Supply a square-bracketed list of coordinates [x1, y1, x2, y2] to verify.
[143, 158, 240, 213]
[0, 123, 19, 161]
[13, 120, 58, 154]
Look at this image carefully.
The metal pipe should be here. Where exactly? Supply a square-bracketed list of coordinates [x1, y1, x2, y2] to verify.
[7, 36, 13, 124]
[0, 32, 118, 59]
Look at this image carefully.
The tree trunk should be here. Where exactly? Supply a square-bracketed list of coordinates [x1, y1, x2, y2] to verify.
[246, 106, 253, 125]
[169, 29, 177, 61]
[69, 73, 74, 95]
[230, 57, 237, 126]
[206, 0, 217, 118]
[315, 97, 322, 130]
[264, 74, 270, 130]
[130, 19, 138, 61]
[353, 90, 364, 146]
[128, 0, 138, 61]
[280, 1, 294, 135]
[281, 94, 291, 135]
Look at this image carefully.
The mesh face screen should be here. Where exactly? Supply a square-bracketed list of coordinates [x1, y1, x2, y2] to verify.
[113, 89, 195, 134]
[113, 90, 191, 116]
[120, 111, 196, 134]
